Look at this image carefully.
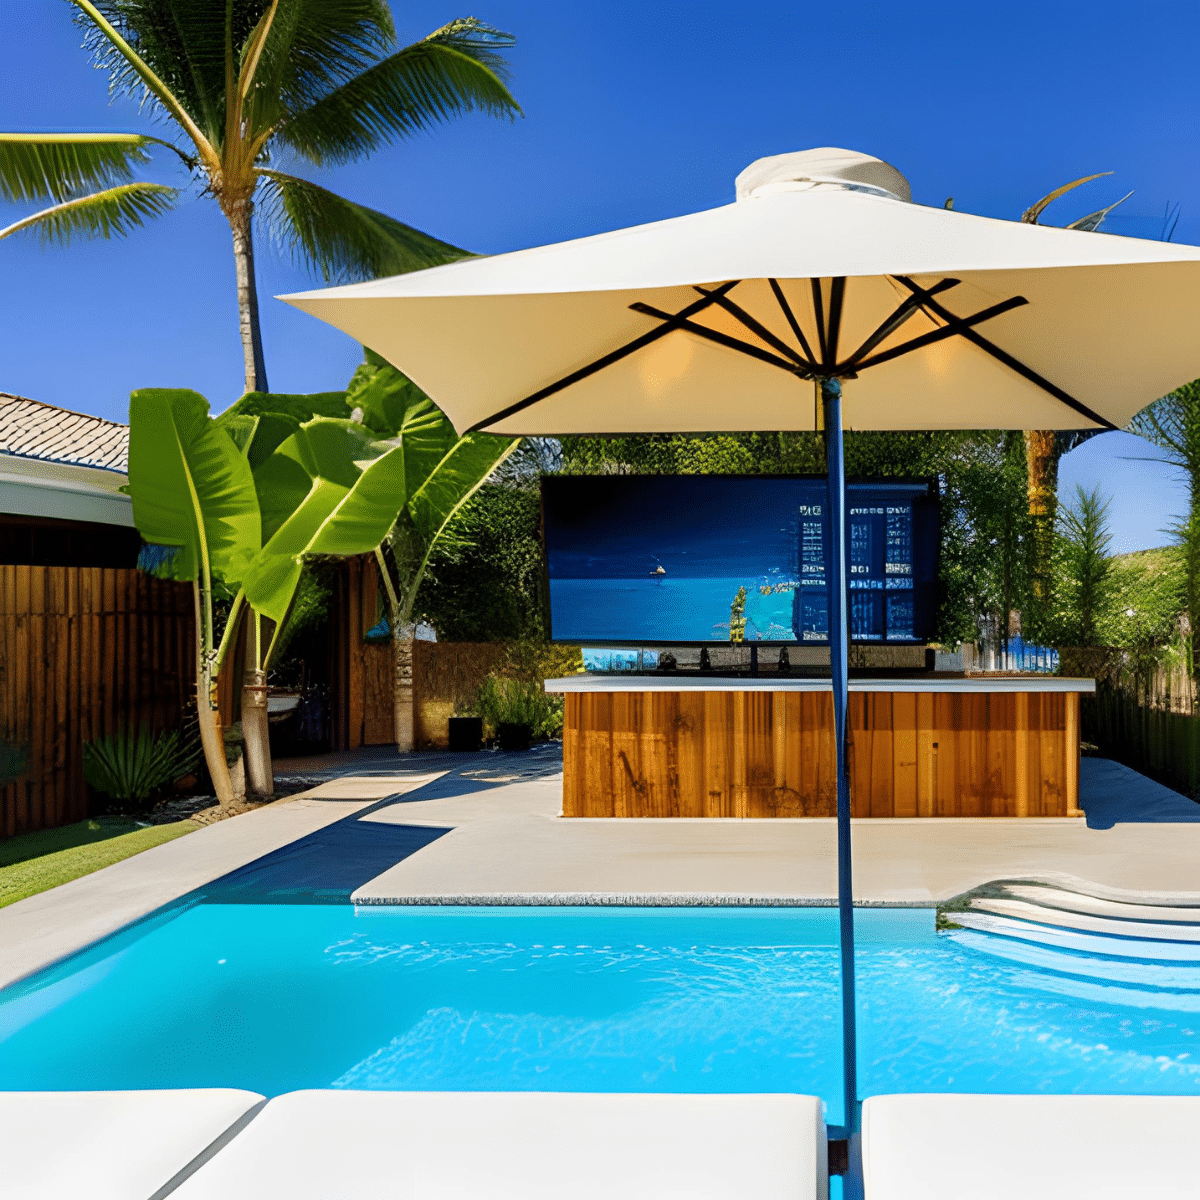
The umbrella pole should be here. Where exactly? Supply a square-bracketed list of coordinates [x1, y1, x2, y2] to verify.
[822, 378, 859, 1150]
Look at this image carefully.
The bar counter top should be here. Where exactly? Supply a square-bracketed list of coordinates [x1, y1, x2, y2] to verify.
[545, 674, 1095, 694]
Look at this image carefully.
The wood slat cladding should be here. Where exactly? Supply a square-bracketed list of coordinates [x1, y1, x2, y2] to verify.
[0, 565, 194, 838]
[562, 689, 1081, 819]
[329, 554, 510, 750]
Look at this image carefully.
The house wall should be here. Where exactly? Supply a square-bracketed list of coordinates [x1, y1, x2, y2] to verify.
[0, 513, 142, 568]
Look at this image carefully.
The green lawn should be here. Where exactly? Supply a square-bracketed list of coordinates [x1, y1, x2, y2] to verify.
[0, 816, 196, 909]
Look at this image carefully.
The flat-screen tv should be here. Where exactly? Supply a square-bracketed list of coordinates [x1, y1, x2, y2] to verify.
[542, 475, 939, 646]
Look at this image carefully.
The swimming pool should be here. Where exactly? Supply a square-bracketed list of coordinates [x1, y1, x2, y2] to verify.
[2, 903, 1198, 1126]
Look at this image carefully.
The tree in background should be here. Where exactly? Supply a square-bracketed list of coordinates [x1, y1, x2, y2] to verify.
[2, 1, 518, 392]
[1014, 173, 1132, 640]
[939, 433, 1032, 658]
[1049, 484, 1115, 647]
[416, 484, 546, 641]
[1129, 379, 1200, 676]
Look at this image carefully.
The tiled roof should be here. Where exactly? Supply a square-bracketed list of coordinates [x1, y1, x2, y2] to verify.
[0, 393, 128, 473]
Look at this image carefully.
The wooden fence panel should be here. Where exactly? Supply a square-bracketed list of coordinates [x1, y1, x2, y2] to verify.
[0, 566, 194, 838]
[1086, 682, 1200, 798]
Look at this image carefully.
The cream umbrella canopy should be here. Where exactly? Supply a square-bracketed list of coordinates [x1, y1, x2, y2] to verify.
[283, 147, 1200, 1147]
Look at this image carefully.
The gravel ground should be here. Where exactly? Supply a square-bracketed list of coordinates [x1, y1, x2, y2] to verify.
[134, 776, 328, 827]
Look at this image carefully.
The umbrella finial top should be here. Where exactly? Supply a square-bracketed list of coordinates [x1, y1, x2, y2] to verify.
[735, 148, 911, 204]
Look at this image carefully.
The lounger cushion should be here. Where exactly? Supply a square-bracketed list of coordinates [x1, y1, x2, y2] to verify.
[171, 1089, 827, 1199]
[0, 1088, 265, 1200]
[863, 1093, 1200, 1199]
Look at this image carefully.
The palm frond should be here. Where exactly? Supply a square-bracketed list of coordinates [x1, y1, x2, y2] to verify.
[0, 133, 156, 203]
[1021, 172, 1112, 224]
[257, 169, 469, 281]
[0, 182, 176, 245]
[255, 0, 396, 117]
[71, 0, 222, 160]
[278, 18, 518, 167]
[1067, 190, 1133, 233]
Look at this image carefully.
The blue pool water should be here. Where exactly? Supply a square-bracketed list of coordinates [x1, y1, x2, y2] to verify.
[2, 904, 1199, 1125]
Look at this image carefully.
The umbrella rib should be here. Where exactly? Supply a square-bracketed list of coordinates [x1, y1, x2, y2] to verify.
[825, 277, 847, 368]
[852, 295, 1030, 371]
[629, 302, 807, 375]
[892, 276, 1120, 430]
[693, 286, 820, 372]
[837, 279, 961, 373]
[463, 281, 741, 432]
[768, 279, 819, 365]
[811, 279, 828, 366]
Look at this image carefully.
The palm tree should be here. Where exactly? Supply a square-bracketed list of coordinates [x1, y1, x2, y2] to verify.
[1017, 174, 1131, 639]
[1, 2, 518, 393]
[0, 132, 175, 244]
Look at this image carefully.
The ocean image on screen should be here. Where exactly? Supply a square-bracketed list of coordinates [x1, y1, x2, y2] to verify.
[545, 476, 830, 644]
[543, 475, 933, 645]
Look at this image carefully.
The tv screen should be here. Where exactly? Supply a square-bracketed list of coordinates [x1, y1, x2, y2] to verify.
[542, 475, 939, 646]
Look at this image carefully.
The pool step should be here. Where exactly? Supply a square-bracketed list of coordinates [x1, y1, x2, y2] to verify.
[951, 910, 1200, 960]
[999, 884, 1200, 925]
[967, 896, 1200, 943]
[947, 926, 1200, 990]
[948, 882, 1200, 1005]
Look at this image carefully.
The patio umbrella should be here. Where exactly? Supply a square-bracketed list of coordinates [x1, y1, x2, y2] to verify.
[283, 146, 1200, 1144]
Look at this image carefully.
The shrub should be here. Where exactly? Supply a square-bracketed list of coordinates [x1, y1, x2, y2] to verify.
[466, 675, 564, 741]
[82, 725, 201, 812]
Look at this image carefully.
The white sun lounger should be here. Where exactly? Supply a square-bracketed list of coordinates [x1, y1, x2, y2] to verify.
[169, 1089, 828, 1200]
[862, 1093, 1200, 1199]
[0, 1088, 265, 1200]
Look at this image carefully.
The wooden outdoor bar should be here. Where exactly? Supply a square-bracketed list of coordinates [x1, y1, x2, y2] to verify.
[547, 675, 1094, 819]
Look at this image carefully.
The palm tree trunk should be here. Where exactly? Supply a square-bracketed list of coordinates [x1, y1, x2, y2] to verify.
[230, 198, 268, 395]
[1024, 429, 1057, 638]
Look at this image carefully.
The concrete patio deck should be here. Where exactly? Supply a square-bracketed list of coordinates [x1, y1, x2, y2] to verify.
[2, 746, 1198, 991]
[352, 752, 1200, 907]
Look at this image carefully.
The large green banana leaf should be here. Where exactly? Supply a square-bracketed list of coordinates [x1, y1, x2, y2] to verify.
[242, 419, 409, 626]
[407, 430, 517, 547]
[128, 389, 261, 587]
[216, 409, 301, 470]
[347, 353, 456, 473]
[346, 350, 516, 546]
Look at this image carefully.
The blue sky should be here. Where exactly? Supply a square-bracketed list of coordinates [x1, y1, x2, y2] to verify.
[2, 0, 1197, 552]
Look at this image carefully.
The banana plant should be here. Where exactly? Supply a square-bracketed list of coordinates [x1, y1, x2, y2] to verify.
[349, 352, 518, 750]
[229, 354, 518, 753]
[127, 388, 261, 805]
[131, 390, 419, 798]
[223, 417, 415, 792]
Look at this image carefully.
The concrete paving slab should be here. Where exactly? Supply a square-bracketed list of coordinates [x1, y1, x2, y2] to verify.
[353, 811, 1200, 906]
[0, 772, 443, 990]
[296, 774, 441, 799]
[353, 756, 1200, 906]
